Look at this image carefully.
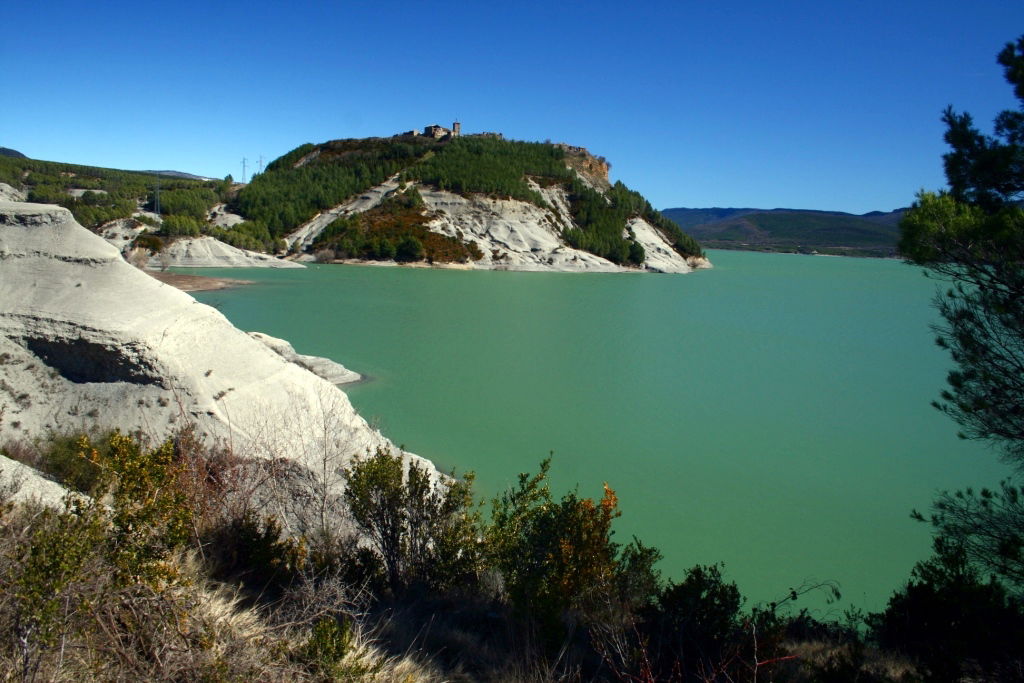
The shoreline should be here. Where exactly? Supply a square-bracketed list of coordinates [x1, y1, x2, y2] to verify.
[147, 270, 255, 291]
[316, 257, 710, 274]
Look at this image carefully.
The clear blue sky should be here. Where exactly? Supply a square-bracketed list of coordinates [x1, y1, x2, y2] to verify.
[4, 0, 1023, 213]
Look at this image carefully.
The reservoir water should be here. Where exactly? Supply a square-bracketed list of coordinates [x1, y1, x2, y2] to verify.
[187, 250, 1009, 614]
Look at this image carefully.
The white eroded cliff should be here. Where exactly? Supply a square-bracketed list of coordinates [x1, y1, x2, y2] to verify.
[289, 178, 710, 273]
[0, 202, 420, 482]
[145, 235, 305, 269]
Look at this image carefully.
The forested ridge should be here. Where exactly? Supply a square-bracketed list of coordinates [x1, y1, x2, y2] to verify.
[233, 135, 704, 263]
[661, 206, 903, 257]
[0, 136, 703, 265]
[0, 155, 286, 253]
[0, 155, 212, 230]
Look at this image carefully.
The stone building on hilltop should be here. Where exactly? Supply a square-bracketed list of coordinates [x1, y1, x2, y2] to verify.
[423, 122, 460, 138]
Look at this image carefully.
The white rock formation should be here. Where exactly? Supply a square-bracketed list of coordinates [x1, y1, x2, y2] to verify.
[287, 175, 404, 252]
[0, 183, 25, 202]
[67, 188, 108, 198]
[208, 203, 246, 228]
[249, 332, 361, 385]
[0, 202, 424, 487]
[0, 454, 69, 507]
[100, 217, 148, 253]
[628, 217, 712, 273]
[285, 176, 710, 274]
[147, 235, 304, 269]
[420, 187, 624, 272]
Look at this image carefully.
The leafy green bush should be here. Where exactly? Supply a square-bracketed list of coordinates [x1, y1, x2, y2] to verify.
[161, 213, 202, 236]
[34, 433, 107, 493]
[153, 187, 218, 219]
[868, 538, 1024, 680]
[211, 512, 307, 592]
[394, 234, 424, 262]
[312, 192, 480, 263]
[299, 616, 353, 676]
[235, 138, 442, 236]
[487, 458, 637, 636]
[406, 137, 570, 205]
[343, 448, 481, 594]
[133, 233, 164, 253]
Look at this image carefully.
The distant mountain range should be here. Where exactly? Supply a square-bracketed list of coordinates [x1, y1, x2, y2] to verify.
[661, 206, 906, 257]
[0, 147, 26, 159]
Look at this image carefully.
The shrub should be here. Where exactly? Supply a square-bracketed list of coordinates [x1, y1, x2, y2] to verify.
[133, 233, 164, 253]
[487, 458, 626, 635]
[344, 448, 481, 594]
[212, 512, 307, 593]
[161, 213, 202, 237]
[394, 234, 424, 262]
[299, 616, 353, 676]
[868, 537, 1024, 679]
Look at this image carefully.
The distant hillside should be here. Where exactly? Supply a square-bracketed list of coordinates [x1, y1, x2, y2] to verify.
[0, 147, 26, 159]
[234, 133, 704, 268]
[0, 154, 273, 249]
[141, 170, 213, 181]
[0, 137, 707, 272]
[661, 206, 906, 257]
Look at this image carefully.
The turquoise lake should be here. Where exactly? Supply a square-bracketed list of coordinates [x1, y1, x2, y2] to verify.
[186, 250, 1009, 615]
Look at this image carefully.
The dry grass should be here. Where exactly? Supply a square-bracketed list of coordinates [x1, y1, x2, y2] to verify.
[782, 638, 919, 681]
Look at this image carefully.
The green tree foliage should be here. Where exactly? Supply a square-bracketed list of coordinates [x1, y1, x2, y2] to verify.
[406, 136, 570, 204]
[343, 448, 480, 594]
[161, 214, 202, 236]
[242, 135, 702, 264]
[235, 138, 442, 236]
[565, 179, 702, 264]
[941, 36, 1024, 211]
[486, 458, 657, 637]
[901, 34, 1024, 585]
[394, 234, 424, 262]
[133, 233, 164, 253]
[152, 187, 218, 219]
[0, 155, 215, 230]
[891, 39, 1024, 681]
[207, 220, 280, 253]
[899, 37, 1024, 598]
[869, 538, 1024, 680]
[312, 189, 481, 263]
[914, 480, 1024, 589]
[638, 564, 749, 680]
[900, 193, 1024, 460]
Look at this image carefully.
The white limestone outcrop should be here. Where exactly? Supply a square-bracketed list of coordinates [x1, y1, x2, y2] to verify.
[420, 187, 624, 272]
[287, 175, 403, 252]
[0, 183, 25, 203]
[208, 203, 245, 228]
[0, 202, 423, 488]
[146, 235, 304, 269]
[286, 176, 709, 274]
[249, 332, 361, 385]
[100, 217, 148, 253]
[0, 454, 69, 507]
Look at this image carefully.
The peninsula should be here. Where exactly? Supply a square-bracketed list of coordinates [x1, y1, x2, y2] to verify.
[0, 126, 709, 273]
